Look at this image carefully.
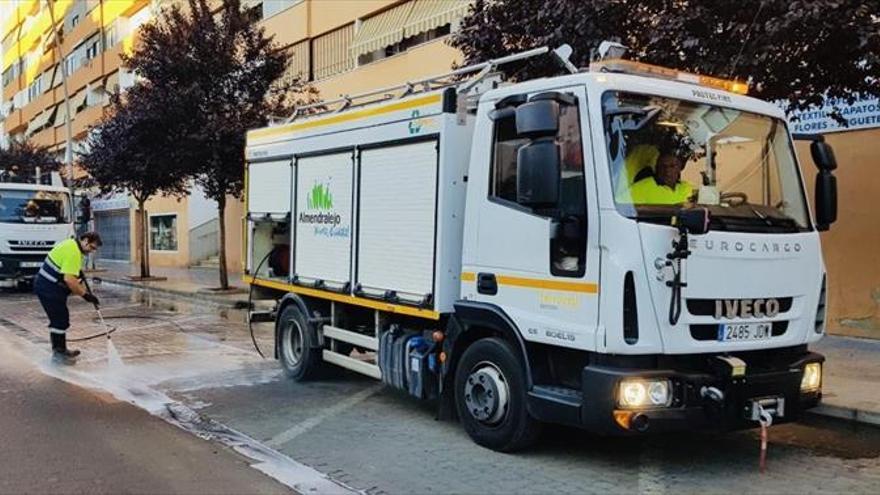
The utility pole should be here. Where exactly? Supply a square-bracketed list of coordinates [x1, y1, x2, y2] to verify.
[44, 0, 74, 200]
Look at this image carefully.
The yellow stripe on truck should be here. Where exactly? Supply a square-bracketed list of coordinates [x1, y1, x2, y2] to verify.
[245, 276, 442, 320]
[461, 272, 599, 294]
[247, 94, 442, 143]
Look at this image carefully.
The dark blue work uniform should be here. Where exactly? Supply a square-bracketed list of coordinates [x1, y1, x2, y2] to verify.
[33, 238, 83, 350]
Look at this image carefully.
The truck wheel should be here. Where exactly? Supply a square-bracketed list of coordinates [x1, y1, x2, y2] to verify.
[278, 304, 321, 381]
[454, 337, 541, 452]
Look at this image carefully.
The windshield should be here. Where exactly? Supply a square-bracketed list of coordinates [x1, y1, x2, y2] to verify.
[603, 91, 810, 233]
[0, 189, 71, 224]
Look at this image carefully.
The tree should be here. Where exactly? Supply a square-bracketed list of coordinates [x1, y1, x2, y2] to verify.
[79, 88, 193, 279]
[124, 0, 319, 289]
[451, 0, 879, 116]
[0, 139, 62, 182]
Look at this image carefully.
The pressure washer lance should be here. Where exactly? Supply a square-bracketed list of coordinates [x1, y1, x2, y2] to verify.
[68, 275, 117, 342]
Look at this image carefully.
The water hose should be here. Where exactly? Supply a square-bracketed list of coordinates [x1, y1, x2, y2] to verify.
[247, 250, 274, 359]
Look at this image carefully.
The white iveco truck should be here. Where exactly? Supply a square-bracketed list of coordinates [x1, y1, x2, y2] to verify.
[244, 45, 837, 451]
[0, 171, 75, 289]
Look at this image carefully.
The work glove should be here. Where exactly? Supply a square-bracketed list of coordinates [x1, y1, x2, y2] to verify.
[83, 293, 100, 307]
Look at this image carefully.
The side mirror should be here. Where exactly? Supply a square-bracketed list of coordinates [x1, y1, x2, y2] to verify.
[810, 141, 837, 171]
[815, 171, 837, 231]
[516, 100, 559, 138]
[517, 138, 560, 208]
[673, 207, 710, 235]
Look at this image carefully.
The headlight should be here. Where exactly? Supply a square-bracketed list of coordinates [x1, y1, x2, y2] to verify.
[801, 362, 822, 392]
[618, 379, 672, 408]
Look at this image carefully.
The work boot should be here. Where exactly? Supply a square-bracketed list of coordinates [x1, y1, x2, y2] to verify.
[52, 348, 80, 365]
[50, 332, 79, 364]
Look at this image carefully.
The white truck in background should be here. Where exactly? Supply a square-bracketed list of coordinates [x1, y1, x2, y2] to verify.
[244, 45, 837, 451]
[0, 171, 75, 289]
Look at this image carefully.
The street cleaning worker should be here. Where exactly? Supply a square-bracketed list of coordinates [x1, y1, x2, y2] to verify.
[33, 232, 102, 363]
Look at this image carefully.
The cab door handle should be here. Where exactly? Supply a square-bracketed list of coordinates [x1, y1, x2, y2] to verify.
[477, 273, 498, 295]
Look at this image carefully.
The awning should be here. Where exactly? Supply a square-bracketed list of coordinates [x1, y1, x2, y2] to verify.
[403, 0, 471, 37]
[54, 100, 68, 127]
[26, 107, 54, 135]
[350, 1, 415, 59]
[51, 63, 63, 87]
[104, 70, 120, 94]
[70, 90, 87, 114]
[287, 41, 310, 81]
[86, 80, 106, 107]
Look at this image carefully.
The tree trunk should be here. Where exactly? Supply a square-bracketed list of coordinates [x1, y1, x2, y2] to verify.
[217, 195, 229, 290]
[143, 206, 151, 277]
[135, 200, 151, 278]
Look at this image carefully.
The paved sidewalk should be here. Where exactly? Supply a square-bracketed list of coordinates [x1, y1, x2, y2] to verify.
[92, 262, 250, 308]
[92, 262, 880, 428]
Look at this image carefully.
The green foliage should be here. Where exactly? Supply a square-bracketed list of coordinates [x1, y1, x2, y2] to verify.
[0, 139, 62, 182]
[123, 0, 319, 203]
[451, 0, 879, 118]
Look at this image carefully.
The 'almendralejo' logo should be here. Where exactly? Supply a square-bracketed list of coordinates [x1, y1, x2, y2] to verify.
[300, 181, 346, 238]
[307, 183, 333, 210]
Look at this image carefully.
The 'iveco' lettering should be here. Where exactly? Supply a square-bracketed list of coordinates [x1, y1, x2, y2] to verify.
[714, 298, 781, 319]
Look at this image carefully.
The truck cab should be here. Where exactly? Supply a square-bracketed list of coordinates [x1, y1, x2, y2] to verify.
[458, 61, 833, 436]
[0, 173, 75, 289]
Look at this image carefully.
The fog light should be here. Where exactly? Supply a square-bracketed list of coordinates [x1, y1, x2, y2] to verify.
[801, 362, 822, 392]
[618, 379, 671, 408]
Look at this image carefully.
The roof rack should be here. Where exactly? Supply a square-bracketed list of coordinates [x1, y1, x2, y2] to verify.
[276, 46, 552, 125]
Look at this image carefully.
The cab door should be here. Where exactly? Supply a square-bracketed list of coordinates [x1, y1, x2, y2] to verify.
[462, 85, 601, 351]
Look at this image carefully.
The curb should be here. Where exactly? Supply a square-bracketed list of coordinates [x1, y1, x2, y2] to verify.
[99, 277, 250, 309]
[809, 403, 880, 427]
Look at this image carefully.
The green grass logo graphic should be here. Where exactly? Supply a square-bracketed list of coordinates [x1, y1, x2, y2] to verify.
[307, 183, 334, 210]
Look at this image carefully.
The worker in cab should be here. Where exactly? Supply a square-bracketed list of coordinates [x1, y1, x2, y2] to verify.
[33, 232, 102, 364]
[628, 153, 695, 204]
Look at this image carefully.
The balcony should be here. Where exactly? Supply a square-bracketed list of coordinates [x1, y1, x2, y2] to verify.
[20, 89, 54, 124]
[65, 56, 104, 97]
[71, 102, 104, 139]
[31, 125, 56, 148]
[4, 110, 25, 134]
[62, 15, 99, 57]
[3, 78, 22, 102]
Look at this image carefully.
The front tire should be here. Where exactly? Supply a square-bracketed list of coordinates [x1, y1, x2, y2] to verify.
[277, 304, 322, 381]
[454, 337, 541, 452]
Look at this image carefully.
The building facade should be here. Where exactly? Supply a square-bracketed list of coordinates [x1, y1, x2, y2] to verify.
[2, 0, 878, 336]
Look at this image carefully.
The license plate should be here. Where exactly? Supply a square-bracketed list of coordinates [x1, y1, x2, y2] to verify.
[21, 261, 42, 268]
[718, 322, 772, 342]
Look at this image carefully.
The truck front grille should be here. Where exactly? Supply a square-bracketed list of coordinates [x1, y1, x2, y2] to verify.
[686, 297, 793, 316]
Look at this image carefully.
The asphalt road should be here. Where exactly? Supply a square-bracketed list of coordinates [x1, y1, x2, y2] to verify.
[1, 284, 879, 494]
[0, 330, 292, 494]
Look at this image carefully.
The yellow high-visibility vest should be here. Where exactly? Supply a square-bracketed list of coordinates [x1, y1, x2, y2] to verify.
[628, 177, 694, 205]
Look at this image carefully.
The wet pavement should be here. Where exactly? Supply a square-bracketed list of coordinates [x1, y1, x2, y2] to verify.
[1, 285, 879, 494]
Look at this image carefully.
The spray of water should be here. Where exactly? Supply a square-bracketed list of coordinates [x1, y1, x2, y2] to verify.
[106, 337, 125, 369]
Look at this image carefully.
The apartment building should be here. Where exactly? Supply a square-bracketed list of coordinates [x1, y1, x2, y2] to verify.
[2, 1, 877, 333]
[1, 0, 468, 271]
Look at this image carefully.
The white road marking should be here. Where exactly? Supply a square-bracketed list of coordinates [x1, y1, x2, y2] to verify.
[267, 384, 385, 448]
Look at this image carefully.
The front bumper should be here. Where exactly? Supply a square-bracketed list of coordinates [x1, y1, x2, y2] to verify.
[0, 254, 44, 286]
[529, 349, 824, 435]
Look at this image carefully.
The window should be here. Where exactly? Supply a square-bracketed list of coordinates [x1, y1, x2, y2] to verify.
[104, 23, 118, 49]
[262, 0, 301, 19]
[71, 14, 80, 28]
[488, 94, 587, 276]
[27, 78, 43, 101]
[150, 214, 178, 251]
[490, 113, 530, 203]
[2, 67, 13, 88]
[85, 37, 100, 60]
